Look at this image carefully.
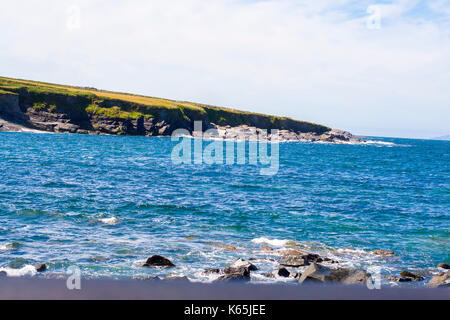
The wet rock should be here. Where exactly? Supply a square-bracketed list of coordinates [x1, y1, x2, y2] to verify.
[277, 267, 290, 278]
[437, 263, 450, 270]
[224, 258, 257, 274]
[142, 255, 175, 268]
[165, 275, 190, 283]
[399, 271, 424, 282]
[35, 263, 47, 272]
[339, 269, 370, 285]
[0, 271, 7, 277]
[298, 263, 332, 284]
[372, 250, 394, 256]
[298, 263, 369, 285]
[203, 268, 220, 274]
[428, 272, 450, 288]
[281, 255, 308, 267]
[216, 258, 256, 282]
[260, 246, 273, 251]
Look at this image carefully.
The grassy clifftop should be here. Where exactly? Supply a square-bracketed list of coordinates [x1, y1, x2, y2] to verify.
[0, 76, 330, 134]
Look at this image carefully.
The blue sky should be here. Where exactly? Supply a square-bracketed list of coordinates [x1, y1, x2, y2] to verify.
[1, 0, 449, 138]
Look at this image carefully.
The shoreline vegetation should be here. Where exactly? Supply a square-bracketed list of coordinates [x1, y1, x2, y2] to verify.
[0, 76, 361, 143]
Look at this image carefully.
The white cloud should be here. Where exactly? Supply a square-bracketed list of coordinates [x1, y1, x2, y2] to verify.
[0, 0, 449, 138]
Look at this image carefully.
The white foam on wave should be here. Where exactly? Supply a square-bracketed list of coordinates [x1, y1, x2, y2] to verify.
[0, 242, 19, 250]
[98, 217, 119, 225]
[0, 265, 37, 277]
[251, 237, 293, 247]
[362, 140, 396, 146]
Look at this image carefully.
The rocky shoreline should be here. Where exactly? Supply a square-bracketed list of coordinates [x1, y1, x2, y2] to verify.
[3, 246, 448, 289]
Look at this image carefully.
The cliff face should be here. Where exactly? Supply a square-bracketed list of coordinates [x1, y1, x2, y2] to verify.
[0, 76, 358, 143]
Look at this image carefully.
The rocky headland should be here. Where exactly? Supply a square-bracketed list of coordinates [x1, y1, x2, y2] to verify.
[0, 76, 362, 143]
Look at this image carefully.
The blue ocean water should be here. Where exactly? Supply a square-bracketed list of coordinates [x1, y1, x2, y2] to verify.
[0, 132, 448, 285]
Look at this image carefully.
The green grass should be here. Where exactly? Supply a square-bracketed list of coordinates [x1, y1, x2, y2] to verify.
[85, 104, 147, 120]
[0, 88, 18, 95]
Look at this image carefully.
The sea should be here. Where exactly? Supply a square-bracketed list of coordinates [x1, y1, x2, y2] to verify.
[0, 132, 448, 286]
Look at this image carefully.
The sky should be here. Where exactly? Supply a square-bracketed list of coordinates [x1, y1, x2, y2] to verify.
[0, 0, 449, 138]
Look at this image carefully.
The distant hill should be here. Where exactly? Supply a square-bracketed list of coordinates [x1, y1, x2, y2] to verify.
[432, 135, 450, 141]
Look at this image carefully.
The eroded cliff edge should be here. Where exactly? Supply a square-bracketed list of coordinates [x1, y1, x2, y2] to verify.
[0, 77, 360, 143]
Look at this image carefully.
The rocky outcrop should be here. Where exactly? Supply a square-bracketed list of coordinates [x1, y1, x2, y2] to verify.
[0, 83, 362, 143]
[438, 263, 450, 269]
[142, 255, 175, 268]
[298, 263, 369, 286]
[35, 263, 47, 272]
[427, 272, 450, 288]
[398, 271, 424, 282]
[223, 258, 258, 273]
[214, 258, 257, 282]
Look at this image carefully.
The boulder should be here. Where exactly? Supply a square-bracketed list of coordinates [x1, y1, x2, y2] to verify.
[0, 271, 7, 277]
[427, 272, 450, 288]
[298, 263, 369, 286]
[224, 258, 257, 274]
[277, 267, 290, 278]
[281, 255, 308, 267]
[399, 271, 424, 282]
[35, 263, 47, 272]
[339, 269, 370, 285]
[298, 263, 332, 284]
[437, 263, 450, 270]
[142, 255, 175, 267]
[372, 250, 394, 256]
[215, 268, 250, 282]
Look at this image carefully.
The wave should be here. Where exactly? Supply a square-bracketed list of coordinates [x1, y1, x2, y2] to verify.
[0, 265, 37, 277]
[0, 242, 21, 250]
[97, 217, 119, 225]
[251, 237, 295, 247]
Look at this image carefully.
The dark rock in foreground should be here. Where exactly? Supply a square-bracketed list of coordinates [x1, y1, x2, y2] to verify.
[281, 255, 308, 267]
[398, 271, 424, 282]
[35, 263, 47, 272]
[298, 263, 369, 286]
[427, 272, 450, 288]
[215, 258, 256, 282]
[437, 263, 450, 270]
[143, 255, 175, 268]
[223, 258, 257, 274]
[277, 267, 290, 278]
